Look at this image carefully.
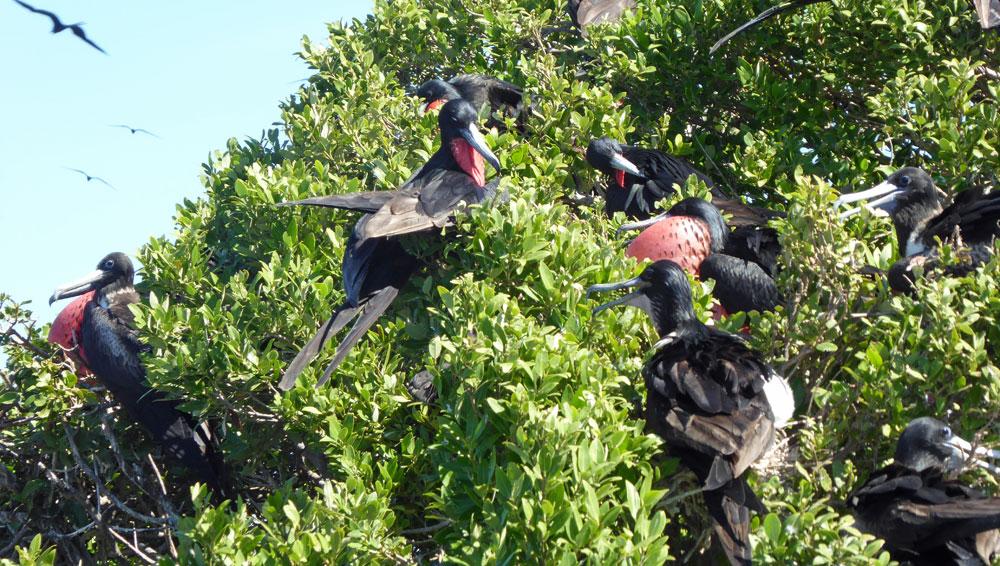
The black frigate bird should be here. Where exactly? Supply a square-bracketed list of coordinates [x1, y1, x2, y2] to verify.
[277, 98, 502, 390]
[588, 260, 794, 566]
[65, 167, 115, 190]
[618, 197, 781, 317]
[567, 0, 636, 35]
[110, 124, 159, 138]
[13, 0, 107, 54]
[416, 74, 530, 132]
[585, 137, 783, 226]
[849, 417, 1000, 565]
[48, 253, 230, 497]
[835, 167, 1000, 293]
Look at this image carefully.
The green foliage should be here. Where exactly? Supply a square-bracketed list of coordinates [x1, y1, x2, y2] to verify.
[2, 0, 999, 562]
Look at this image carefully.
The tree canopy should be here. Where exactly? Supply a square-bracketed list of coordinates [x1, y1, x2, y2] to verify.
[2, 0, 999, 563]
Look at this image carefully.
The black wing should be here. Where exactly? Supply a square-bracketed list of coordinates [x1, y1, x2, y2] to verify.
[724, 225, 781, 277]
[710, 0, 832, 54]
[70, 24, 106, 54]
[920, 188, 1000, 250]
[700, 253, 779, 314]
[568, 0, 636, 30]
[277, 189, 408, 214]
[850, 464, 1000, 563]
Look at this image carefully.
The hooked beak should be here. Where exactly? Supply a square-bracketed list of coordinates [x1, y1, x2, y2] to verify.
[834, 180, 903, 220]
[460, 123, 502, 174]
[586, 275, 651, 315]
[617, 212, 670, 235]
[609, 152, 642, 177]
[50, 269, 105, 305]
[944, 434, 1000, 474]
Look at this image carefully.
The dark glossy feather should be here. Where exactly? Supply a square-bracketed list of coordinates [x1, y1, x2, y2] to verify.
[710, 0, 830, 54]
[567, 0, 636, 33]
[850, 464, 1000, 565]
[701, 254, 779, 314]
[919, 188, 1000, 251]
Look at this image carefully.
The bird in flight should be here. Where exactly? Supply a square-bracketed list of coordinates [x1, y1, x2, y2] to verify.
[110, 124, 159, 138]
[13, 0, 107, 54]
[65, 168, 115, 190]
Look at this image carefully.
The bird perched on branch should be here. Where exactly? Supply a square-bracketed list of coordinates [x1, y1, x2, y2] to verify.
[567, 0, 636, 35]
[835, 167, 1000, 293]
[277, 98, 503, 390]
[49, 253, 231, 497]
[619, 197, 780, 318]
[584, 137, 782, 226]
[588, 260, 793, 566]
[13, 0, 107, 53]
[849, 417, 1000, 565]
[416, 74, 530, 132]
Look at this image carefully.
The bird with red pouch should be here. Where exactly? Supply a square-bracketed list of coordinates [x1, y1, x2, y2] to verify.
[619, 197, 780, 320]
[49, 253, 231, 498]
[277, 98, 503, 390]
[588, 260, 794, 566]
[416, 74, 530, 132]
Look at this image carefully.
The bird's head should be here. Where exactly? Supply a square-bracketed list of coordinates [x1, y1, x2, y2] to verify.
[587, 260, 697, 336]
[439, 98, 501, 186]
[585, 137, 642, 188]
[894, 416, 1000, 474]
[416, 79, 462, 113]
[50, 252, 134, 306]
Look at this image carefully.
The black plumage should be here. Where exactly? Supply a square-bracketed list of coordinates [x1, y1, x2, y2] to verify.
[49, 253, 230, 497]
[14, 0, 107, 54]
[621, 197, 781, 317]
[709, 0, 829, 54]
[836, 167, 1000, 293]
[416, 74, 530, 131]
[849, 417, 1000, 565]
[277, 99, 503, 389]
[585, 137, 782, 226]
[588, 260, 794, 566]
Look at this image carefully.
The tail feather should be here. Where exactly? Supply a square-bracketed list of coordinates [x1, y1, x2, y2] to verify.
[316, 287, 401, 388]
[278, 303, 363, 391]
[277, 190, 406, 214]
[703, 477, 765, 566]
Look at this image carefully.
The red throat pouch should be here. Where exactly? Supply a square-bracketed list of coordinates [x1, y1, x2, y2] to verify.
[48, 290, 94, 374]
[615, 169, 626, 188]
[427, 99, 446, 113]
[450, 138, 486, 187]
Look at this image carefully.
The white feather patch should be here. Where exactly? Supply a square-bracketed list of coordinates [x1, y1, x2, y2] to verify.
[763, 368, 795, 428]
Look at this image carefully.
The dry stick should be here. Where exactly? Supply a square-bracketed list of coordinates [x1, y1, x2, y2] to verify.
[397, 520, 454, 536]
[62, 423, 174, 527]
[0, 521, 31, 557]
[146, 455, 179, 560]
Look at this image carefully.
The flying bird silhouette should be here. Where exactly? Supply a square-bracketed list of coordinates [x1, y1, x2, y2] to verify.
[65, 168, 115, 190]
[13, 0, 107, 54]
[110, 124, 159, 138]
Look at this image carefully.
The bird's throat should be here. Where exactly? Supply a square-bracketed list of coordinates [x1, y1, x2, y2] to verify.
[450, 138, 486, 187]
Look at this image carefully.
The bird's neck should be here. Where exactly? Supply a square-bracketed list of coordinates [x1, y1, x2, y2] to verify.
[892, 197, 941, 255]
[95, 279, 137, 311]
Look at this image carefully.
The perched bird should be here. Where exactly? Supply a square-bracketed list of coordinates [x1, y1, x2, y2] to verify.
[48, 253, 230, 497]
[277, 99, 502, 390]
[110, 124, 159, 138]
[849, 417, 1000, 565]
[585, 137, 782, 225]
[835, 167, 1000, 293]
[416, 74, 529, 131]
[13, 0, 107, 54]
[65, 167, 115, 190]
[588, 260, 794, 566]
[567, 0, 636, 35]
[974, 0, 1000, 29]
[619, 197, 780, 317]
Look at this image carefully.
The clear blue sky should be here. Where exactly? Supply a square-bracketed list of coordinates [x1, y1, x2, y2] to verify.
[0, 1, 373, 331]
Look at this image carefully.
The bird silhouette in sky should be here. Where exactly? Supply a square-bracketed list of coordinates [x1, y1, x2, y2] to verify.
[13, 0, 107, 54]
[65, 168, 115, 190]
[110, 125, 159, 138]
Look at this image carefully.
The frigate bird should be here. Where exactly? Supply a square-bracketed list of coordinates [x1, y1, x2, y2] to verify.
[619, 197, 780, 317]
[65, 167, 115, 190]
[567, 0, 636, 35]
[416, 74, 530, 131]
[13, 0, 107, 54]
[110, 124, 159, 138]
[835, 167, 1000, 293]
[48, 253, 230, 496]
[849, 417, 1000, 565]
[588, 260, 794, 566]
[585, 137, 782, 225]
[277, 99, 502, 390]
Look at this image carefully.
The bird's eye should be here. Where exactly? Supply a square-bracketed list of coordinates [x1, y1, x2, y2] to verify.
[899, 175, 911, 186]
[941, 426, 952, 438]
[104, 259, 114, 269]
